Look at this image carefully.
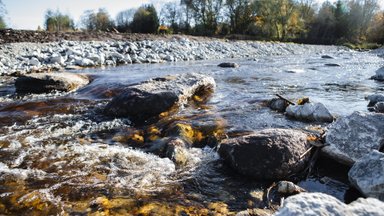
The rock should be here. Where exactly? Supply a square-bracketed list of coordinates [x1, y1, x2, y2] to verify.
[374, 102, 384, 113]
[75, 58, 95, 67]
[104, 73, 216, 124]
[276, 181, 306, 194]
[218, 62, 239, 68]
[218, 128, 311, 180]
[321, 55, 334, 59]
[371, 66, 384, 81]
[285, 69, 305, 73]
[325, 63, 341, 67]
[274, 192, 384, 216]
[285, 102, 333, 122]
[49, 54, 65, 65]
[15, 72, 90, 93]
[323, 111, 384, 165]
[348, 150, 384, 201]
[366, 94, 384, 107]
[268, 98, 289, 112]
[165, 138, 190, 167]
[27, 58, 40, 67]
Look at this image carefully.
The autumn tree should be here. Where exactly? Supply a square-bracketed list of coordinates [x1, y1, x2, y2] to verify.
[116, 8, 136, 32]
[131, 4, 159, 33]
[225, 0, 254, 34]
[44, 9, 75, 32]
[0, 0, 6, 29]
[81, 8, 115, 31]
[367, 11, 384, 43]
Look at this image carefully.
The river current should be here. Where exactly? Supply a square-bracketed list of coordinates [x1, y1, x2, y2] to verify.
[0, 49, 383, 215]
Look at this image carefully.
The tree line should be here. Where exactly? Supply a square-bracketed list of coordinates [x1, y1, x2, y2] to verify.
[1, 0, 384, 45]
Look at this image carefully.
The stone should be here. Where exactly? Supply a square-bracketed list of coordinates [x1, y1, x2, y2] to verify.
[321, 55, 334, 59]
[49, 54, 65, 65]
[75, 58, 95, 67]
[325, 63, 341, 67]
[274, 192, 384, 216]
[366, 94, 384, 107]
[27, 58, 40, 67]
[104, 73, 216, 124]
[374, 102, 384, 113]
[371, 66, 384, 81]
[15, 72, 90, 93]
[218, 62, 239, 68]
[268, 98, 289, 112]
[285, 69, 305, 73]
[218, 128, 311, 180]
[323, 111, 384, 165]
[165, 138, 190, 167]
[348, 150, 384, 201]
[285, 102, 334, 122]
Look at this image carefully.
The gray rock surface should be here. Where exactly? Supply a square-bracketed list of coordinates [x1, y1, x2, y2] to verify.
[374, 102, 384, 113]
[349, 150, 384, 201]
[15, 72, 90, 93]
[371, 66, 384, 81]
[366, 94, 384, 107]
[274, 192, 384, 216]
[104, 73, 216, 124]
[323, 111, 384, 165]
[218, 62, 239, 68]
[285, 102, 334, 122]
[218, 128, 310, 180]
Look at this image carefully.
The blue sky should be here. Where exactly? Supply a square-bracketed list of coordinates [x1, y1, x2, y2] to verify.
[2, 0, 384, 30]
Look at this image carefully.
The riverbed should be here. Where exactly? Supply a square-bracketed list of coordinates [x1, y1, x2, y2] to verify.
[0, 48, 383, 215]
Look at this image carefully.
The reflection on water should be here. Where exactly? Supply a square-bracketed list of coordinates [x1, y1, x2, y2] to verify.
[0, 49, 383, 214]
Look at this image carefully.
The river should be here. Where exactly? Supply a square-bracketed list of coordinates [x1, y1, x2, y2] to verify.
[0, 49, 383, 215]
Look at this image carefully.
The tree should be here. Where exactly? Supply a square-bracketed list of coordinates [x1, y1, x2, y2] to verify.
[225, 0, 254, 34]
[131, 4, 159, 33]
[116, 8, 136, 32]
[160, 2, 182, 32]
[81, 8, 114, 31]
[44, 9, 75, 32]
[367, 10, 384, 43]
[0, 0, 6, 29]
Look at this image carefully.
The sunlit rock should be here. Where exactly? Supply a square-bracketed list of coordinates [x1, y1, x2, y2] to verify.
[323, 111, 384, 165]
[15, 72, 89, 93]
[218, 128, 311, 180]
[349, 150, 384, 201]
[274, 192, 384, 216]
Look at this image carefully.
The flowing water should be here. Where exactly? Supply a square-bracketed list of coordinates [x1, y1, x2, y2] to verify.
[0, 49, 383, 215]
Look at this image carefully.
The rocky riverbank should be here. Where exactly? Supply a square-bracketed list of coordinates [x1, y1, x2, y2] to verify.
[0, 32, 344, 76]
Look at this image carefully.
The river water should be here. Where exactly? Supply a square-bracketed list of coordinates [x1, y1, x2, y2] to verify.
[0, 49, 383, 215]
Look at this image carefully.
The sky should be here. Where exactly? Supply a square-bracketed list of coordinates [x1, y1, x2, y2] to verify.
[2, 0, 384, 30]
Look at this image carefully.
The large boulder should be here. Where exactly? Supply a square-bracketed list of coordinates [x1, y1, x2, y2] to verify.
[323, 111, 384, 165]
[371, 66, 384, 81]
[349, 150, 384, 201]
[218, 129, 311, 180]
[274, 192, 384, 216]
[285, 102, 334, 122]
[104, 73, 216, 124]
[15, 72, 90, 93]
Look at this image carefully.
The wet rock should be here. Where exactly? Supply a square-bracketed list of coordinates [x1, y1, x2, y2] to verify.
[321, 55, 334, 59]
[348, 150, 384, 201]
[268, 98, 289, 112]
[104, 73, 216, 124]
[285, 102, 333, 122]
[218, 62, 239, 68]
[366, 94, 384, 107]
[371, 66, 384, 81]
[165, 138, 190, 167]
[218, 128, 311, 180]
[323, 111, 384, 165]
[274, 192, 384, 216]
[325, 63, 341, 67]
[374, 102, 384, 113]
[277, 181, 306, 194]
[15, 72, 90, 93]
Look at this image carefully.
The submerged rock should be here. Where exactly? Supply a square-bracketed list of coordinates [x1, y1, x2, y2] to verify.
[371, 66, 384, 81]
[366, 94, 384, 107]
[285, 102, 333, 122]
[15, 72, 90, 93]
[268, 98, 289, 112]
[104, 73, 216, 124]
[325, 63, 341, 67]
[218, 128, 310, 180]
[321, 55, 334, 59]
[349, 150, 384, 201]
[274, 192, 384, 216]
[323, 111, 384, 165]
[218, 62, 239, 68]
[374, 102, 384, 113]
